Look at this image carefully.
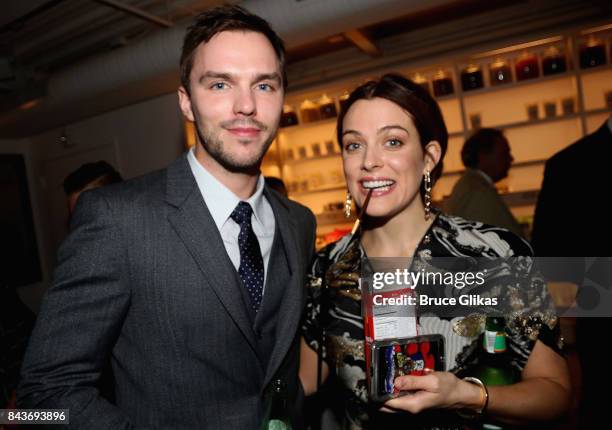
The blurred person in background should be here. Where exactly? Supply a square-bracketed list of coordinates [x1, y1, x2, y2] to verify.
[63, 160, 122, 220]
[446, 128, 523, 237]
[532, 116, 612, 429]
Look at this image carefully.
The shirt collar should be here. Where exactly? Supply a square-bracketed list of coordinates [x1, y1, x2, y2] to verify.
[472, 168, 494, 186]
[187, 148, 266, 230]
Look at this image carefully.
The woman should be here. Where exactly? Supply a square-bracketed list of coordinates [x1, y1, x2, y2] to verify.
[300, 74, 570, 429]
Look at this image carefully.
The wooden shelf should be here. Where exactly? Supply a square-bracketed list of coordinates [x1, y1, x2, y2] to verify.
[442, 159, 547, 177]
[501, 189, 539, 207]
[462, 71, 574, 98]
[283, 152, 340, 166]
[448, 131, 465, 138]
[276, 29, 612, 236]
[585, 107, 612, 115]
[469, 112, 582, 133]
[577, 62, 612, 76]
[278, 116, 337, 133]
[434, 93, 458, 102]
[437, 189, 539, 208]
[289, 183, 345, 197]
[316, 211, 356, 226]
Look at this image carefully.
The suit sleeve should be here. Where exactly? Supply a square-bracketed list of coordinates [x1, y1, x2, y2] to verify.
[531, 159, 562, 255]
[18, 190, 136, 429]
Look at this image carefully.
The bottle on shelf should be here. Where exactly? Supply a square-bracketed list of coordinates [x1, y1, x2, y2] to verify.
[579, 35, 606, 69]
[261, 379, 292, 430]
[413, 72, 431, 94]
[280, 104, 299, 128]
[461, 64, 484, 91]
[469, 316, 520, 430]
[489, 58, 512, 86]
[318, 94, 338, 119]
[300, 99, 320, 123]
[515, 51, 540, 81]
[542, 46, 567, 76]
[432, 69, 454, 97]
[339, 91, 350, 112]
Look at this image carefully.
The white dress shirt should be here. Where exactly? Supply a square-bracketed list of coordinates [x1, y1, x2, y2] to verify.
[187, 148, 275, 288]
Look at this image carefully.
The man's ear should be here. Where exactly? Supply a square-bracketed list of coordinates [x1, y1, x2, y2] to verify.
[423, 140, 442, 172]
[178, 86, 195, 122]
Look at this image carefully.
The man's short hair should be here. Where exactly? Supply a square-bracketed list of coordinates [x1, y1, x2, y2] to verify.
[461, 128, 506, 168]
[63, 161, 122, 195]
[180, 5, 287, 94]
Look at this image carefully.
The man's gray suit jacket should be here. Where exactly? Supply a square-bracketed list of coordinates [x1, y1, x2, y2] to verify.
[18, 154, 317, 429]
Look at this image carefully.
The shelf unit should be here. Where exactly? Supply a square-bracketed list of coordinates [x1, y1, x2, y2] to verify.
[258, 25, 612, 246]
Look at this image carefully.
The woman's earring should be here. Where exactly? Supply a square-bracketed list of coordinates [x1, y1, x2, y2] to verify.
[424, 171, 432, 220]
[344, 191, 353, 218]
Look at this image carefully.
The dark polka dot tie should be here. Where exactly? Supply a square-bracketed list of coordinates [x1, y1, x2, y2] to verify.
[230, 202, 264, 311]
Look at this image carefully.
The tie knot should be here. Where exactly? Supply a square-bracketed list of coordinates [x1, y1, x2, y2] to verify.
[230, 201, 254, 225]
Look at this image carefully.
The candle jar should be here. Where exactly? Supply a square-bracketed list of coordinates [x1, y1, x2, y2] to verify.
[543, 101, 557, 118]
[461, 64, 484, 91]
[280, 105, 298, 128]
[542, 46, 567, 75]
[432, 70, 454, 97]
[469, 113, 482, 129]
[515, 52, 540, 81]
[561, 97, 575, 115]
[526, 103, 539, 121]
[413, 73, 430, 94]
[318, 94, 337, 119]
[580, 36, 606, 69]
[489, 58, 512, 86]
[300, 99, 320, 123]
[605, 90, 612, 109]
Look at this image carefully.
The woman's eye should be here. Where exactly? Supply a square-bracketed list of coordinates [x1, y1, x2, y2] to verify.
[344, 142, 361, 152]
[385, 139, 403, 148]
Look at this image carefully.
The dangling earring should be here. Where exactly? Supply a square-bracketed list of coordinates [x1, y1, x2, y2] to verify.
[344, 191, 353, 218]
[424, 170, 432, 220]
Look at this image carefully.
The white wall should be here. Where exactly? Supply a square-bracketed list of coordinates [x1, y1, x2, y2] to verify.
[1, 92, 186, 311]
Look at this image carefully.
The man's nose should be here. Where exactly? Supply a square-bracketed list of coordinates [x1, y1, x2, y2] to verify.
[234, 88, 256, 116]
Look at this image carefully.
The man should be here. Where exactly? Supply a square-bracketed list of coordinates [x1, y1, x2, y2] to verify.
[18, 5, 316, 429]
[63, 160, 122, 219]
[531, 116, 612, 429]
[446, 128, 523, 236]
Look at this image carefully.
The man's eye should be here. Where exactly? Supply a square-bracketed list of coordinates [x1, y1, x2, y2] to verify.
[257, 83, 274, 91]
[211, 82, 228, 90]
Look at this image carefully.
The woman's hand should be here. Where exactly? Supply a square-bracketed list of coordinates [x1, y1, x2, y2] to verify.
[383, 371, 483, 414]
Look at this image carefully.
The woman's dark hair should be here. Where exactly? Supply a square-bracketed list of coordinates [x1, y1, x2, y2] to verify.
[180, 5, 286, 94]
[461, 128, 505, 168]
[336, 73, 448, 192]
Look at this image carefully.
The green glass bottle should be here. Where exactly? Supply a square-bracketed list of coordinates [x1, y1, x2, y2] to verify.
[261, 379, 292, 430]
[471, 316, 519, 430]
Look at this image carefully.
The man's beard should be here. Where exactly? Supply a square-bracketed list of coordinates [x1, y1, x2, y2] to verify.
[195, 118, 277, 174]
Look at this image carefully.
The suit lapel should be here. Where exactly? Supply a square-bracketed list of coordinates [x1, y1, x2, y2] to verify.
[165, 156, 259, 359]
[262, 188, 305, 386]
